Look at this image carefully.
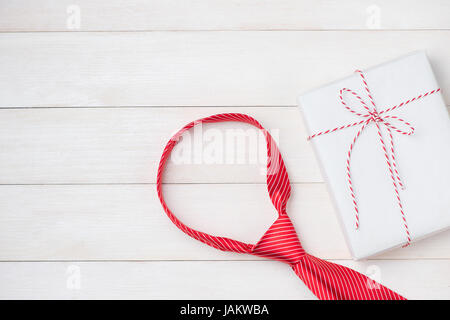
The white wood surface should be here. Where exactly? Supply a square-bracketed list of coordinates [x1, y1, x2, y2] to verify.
[0, 107, 322, 184]
[0, 1, 449, 299]
[1, 184, 449, 261]
[1, 106, 448, 184]
[0, 32, 449, 108]
[1, 0, 449, 31]
[1, 260, 449, 300]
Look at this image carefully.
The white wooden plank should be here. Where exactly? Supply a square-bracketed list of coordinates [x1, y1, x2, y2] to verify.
[0, 107, 323, 184]
[0, 260, 449, 299]
[1, 0, 449, 31]
[0, 31, 449, 108]
[0, 184, 448, 261]
[1, 106, 448, 185]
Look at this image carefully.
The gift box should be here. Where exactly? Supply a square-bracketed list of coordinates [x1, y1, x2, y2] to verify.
[298, 51, 450, 259]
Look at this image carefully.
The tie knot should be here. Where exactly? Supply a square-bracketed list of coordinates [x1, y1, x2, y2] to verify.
[252, 215, 306, 265]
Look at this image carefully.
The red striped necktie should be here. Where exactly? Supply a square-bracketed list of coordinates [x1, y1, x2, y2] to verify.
[157, 113, 406, 300]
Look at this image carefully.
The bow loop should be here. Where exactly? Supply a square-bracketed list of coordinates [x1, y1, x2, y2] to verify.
[381, 115, 415, 136]
[339, 88, 373, 117]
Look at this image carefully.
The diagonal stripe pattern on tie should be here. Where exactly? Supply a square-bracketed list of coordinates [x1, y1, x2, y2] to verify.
[156, 113, 406, 300]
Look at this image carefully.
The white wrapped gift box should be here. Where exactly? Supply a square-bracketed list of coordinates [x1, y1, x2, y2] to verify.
[298, 51, 450, 259]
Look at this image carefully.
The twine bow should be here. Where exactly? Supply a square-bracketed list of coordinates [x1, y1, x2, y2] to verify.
[308, 70, 441, 245]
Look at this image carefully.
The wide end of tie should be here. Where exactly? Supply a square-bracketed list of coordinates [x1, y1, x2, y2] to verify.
[291, 254, 406, 300]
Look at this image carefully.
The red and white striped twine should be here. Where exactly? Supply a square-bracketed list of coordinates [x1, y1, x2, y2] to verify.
[307, 70, 441, 246]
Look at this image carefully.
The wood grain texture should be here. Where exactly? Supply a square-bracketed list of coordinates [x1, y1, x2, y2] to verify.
[0, 184, 448, 261]
[0, 31, 449, 108]
[1, 2, 449, 300]
[0, 107, 322, 184]
[2, 106, 447, 184]
[1, 0, 449, 31]
[1, 260, 449, 299]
